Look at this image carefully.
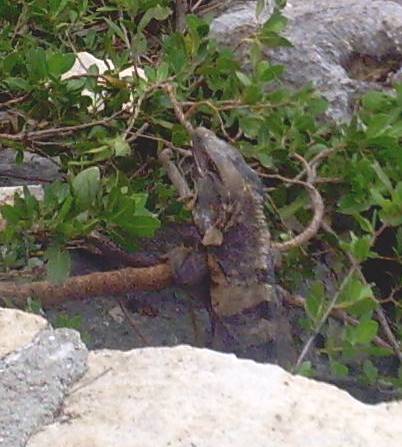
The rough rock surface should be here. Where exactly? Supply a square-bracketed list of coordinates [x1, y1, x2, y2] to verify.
[0, 308, 401, 446]
[0, 311, 88, 447]
[27, 345, 402, 447]
[209, 0, 402, 121]
[0, 149, 60, 186]
[0, 308, 47, 357]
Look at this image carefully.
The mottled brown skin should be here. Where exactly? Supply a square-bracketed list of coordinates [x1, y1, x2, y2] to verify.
[189, 127, 296, 366]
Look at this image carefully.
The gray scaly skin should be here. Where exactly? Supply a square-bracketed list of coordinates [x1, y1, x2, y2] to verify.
[190, 127, 296, 366]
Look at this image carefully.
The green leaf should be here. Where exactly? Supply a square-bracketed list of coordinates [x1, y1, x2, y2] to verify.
[306, 281, 325, 322]
[242, 84, 263, 104]
[330, 361, 349, 378]
[117, 215, 160, 237]
[361, 91, 392, 112]
[47, 52, 75, 78]
[107, 135, 131, 157]
[239, 115, 263, 138]
[363, 359, 378, 384]
[341, 232, 374, 262]
[338, 277, 375, 316]
[372, 161, 393, 194]
[4, 77, 32, 92]
[104, 17, 126, 41]
[45, 246, 71, 284]
[26, 48, 48, 81]
[54, 312, 83, 330]
[138, 5, 171, 31]
[72, 166, 101, 209]
[296, 361, 315, 377]
[261, 10, 288, 34]
[236, 71, 252, 87]
[347, 320, 378, 345]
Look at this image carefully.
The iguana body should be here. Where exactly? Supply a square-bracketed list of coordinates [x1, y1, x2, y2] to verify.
[188, 127, 296, 365]
[191, 127, 275, 316]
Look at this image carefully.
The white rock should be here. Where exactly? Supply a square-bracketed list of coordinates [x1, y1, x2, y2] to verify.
[28, 345, 402, 447]
[62, 51, 115, 80]
[0, 308, 47, 358]
[61, 52, 115, 112]
[61, 52, 147, 113]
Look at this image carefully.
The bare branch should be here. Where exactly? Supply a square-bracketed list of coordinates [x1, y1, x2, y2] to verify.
[0, 110, 124, 142]
[0, 263, 173, 307]
[175, 0, 187, 33]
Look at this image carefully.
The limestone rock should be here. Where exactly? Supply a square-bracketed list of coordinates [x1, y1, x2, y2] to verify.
[61, 51, 146, 113]
[0, 323, 88, 447]
[0, 308, 47, 358]
[28, 345, 402, 447]
[209, 0, 402, 121]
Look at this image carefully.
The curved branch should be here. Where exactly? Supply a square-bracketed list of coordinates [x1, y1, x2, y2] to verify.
[270, 154, 325, 251]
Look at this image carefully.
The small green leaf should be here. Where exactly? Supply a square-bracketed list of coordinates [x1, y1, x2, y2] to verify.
[138, 5, 171, 31]
[330, 361, 349, 378]
[306, 281, 325, 321]
[242, 84, 263, 104]
[236, 71, 252, 87]
[372, 161, 393, 194]
[347, 320, 378, 345]
[104, 17, 126, 41]
[4, 77, 32, 92]
[72, 166, 101, 208]
[108, 135, 131, 157]
[261, 10, 288, 34]
[47, 52, 75, 78]
[361, 91, 392, 112]
[363, 359, 378, 384]
[118, 215, 160, 237]
[341, 232, 374, 262]
[45, 246, 71, 284]
[26, 48, 48, 81]
[296, 361, 315, 377]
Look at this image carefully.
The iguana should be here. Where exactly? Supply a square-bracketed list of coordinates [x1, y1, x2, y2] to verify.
[164, 127, 297, 366]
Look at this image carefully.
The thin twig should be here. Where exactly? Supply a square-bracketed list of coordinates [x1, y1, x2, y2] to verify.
[375, 306, 402, 362]
[69, 368, 113, 395]
[117, 297, 149, 344]
[321, 221, 402, 362]
[293, 266, 357, 372]
[163, 84, 194, 134]
[190, 0, 206, 12]
[0, 94, 30, 108]
[277, 286, 393, 351]
[0, 110, 124, 142]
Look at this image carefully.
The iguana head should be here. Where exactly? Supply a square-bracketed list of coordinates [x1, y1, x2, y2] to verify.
[191, 127, 264, 246]
[192, 127, 263, 194]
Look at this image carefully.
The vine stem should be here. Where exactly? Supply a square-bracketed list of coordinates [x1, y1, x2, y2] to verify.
[293, 266, 356, 372]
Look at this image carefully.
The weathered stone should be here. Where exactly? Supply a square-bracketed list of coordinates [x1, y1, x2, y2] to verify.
[209, 0, 402, 121]
[0, 149, 60, 187]
[0, 308, 47, 358]
[0, 319, 88, 447]
[28, 345, 402, 447]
